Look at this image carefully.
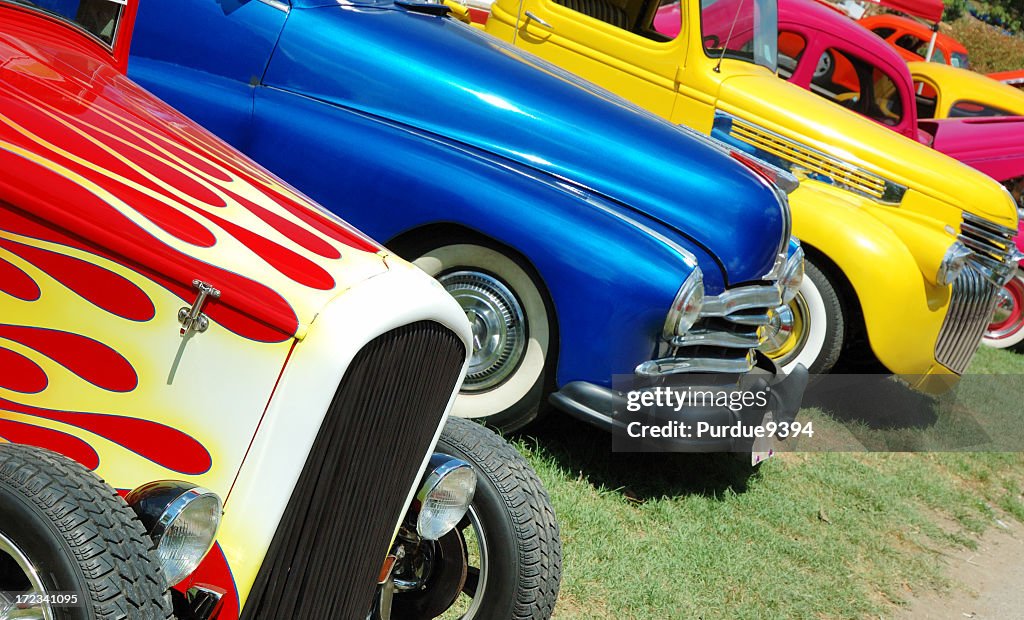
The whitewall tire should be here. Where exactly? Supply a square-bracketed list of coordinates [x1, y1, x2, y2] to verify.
[761, 260, 844, 374]
[982, 270, 1024, 350]
[413, 243, 551, 432]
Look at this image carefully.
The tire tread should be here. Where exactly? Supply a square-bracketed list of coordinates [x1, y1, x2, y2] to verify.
[0, 444, 172, 619]
[439, 418, 561, 620]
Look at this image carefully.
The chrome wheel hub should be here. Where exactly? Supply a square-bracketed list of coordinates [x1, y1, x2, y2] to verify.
[760, 293, 811, 366]
[0, 530, 53, 620]
[991, 288, 1015, 325]
[438, 271, 526, 392]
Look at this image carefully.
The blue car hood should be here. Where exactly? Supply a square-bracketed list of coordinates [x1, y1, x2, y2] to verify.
[265, 3, 786, 286]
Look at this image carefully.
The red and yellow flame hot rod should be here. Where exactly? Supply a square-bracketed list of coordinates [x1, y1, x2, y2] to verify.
[0, 2, 560, 619]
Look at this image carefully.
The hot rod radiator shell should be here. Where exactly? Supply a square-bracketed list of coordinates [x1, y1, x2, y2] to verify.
[240, 321, 465, 619]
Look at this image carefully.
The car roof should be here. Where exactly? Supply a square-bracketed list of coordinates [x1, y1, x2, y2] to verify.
[860, 14, 967, 54]
[780, 0, 912, 79]
[909, 61, 1024, 116]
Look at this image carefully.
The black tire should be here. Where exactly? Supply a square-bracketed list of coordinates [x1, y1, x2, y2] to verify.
[406, 238, 556, 433]
[0, 444, 172, 620]
[436, 417, 561, 620]
[763, 259, 844, 375]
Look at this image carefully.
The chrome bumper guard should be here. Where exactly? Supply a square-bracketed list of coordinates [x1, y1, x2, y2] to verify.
[637, 284, 781, 377]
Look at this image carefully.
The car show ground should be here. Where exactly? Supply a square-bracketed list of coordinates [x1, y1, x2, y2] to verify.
[518, 346, 1024, 619]
[898, 519, 1024, 619]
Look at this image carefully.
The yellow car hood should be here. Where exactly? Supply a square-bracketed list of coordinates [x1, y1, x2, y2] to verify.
[716, 73, 1016, 226]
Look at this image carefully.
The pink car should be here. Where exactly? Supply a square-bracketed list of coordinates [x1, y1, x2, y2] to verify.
[772, 0, 1024, 349]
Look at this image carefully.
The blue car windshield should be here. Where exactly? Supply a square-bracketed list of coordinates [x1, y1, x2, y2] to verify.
[700, 0, 778, 72]
[1, 0, 123, 46]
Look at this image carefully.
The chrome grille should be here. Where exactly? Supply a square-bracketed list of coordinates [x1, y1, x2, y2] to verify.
[935, 267, 1000, 374]
[711, 111, 907, 205]
[959, 213, 1019, 285]
[636, 284, 779, 376]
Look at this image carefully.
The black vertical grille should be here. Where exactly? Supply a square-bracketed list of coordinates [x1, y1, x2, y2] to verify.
[240, 321, 465, 620]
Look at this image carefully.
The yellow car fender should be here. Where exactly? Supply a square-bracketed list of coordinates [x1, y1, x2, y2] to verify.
[790, 181, 952, 379]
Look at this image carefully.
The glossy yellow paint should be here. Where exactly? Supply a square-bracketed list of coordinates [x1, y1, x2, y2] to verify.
[909, 61, 1024, 118]
[485, 0, 1018, 378]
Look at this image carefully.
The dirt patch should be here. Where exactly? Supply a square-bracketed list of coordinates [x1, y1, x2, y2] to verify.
[899, 519, 1024, 619]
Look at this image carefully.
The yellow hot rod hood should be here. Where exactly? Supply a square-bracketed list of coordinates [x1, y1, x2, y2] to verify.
[715, 73, 1017, 227]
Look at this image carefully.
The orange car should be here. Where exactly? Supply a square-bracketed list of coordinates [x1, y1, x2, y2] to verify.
[860, 14, 970, 68]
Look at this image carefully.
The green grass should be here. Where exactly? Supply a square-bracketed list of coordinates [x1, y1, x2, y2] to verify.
[517, 347, 1024, 619]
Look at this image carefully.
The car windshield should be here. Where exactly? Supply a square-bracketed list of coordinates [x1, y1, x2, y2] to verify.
[700, 0, 778, 72]
[950, 52, 969, 69]
[0, 0, 123, 46]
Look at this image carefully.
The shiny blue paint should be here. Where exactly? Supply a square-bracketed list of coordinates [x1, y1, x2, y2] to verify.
[128, 0, 789, 388]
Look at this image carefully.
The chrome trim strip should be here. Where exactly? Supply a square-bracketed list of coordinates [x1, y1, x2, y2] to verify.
[701, 285, 782, 317]
[635, 352, 756, 376]
[721, 311, 773, 326]
[258, 0, 290, 11]
[712, 111, 908, 206]
[671, 327, 765, 348]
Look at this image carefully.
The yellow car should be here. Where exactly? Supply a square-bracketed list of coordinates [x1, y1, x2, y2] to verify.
[909, 61, 1024, 119]
[485, 0, 1020, 386]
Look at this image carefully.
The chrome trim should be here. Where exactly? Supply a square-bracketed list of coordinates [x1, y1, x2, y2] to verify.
[712, 111, 908, 206]
[701, 285, 782, 317]
[415, 454, 476, 541]
[959, 212, 1020, 286]
[152, 487, 219, 546]
[722, 310, 774, 326]
[662, 269, 704, 339]
[258, 0, 290, 11]
[935, 266, 1000, 373]
[636, 351, 756, 376]
[671, 327, 765, 348]
[186, 586, 224, 620]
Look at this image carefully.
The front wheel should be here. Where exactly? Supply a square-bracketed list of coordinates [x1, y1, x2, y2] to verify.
[0, 444, 172, 620]
[760, 260, 844, 374]
[411, 242, 553, 432]
[398, 417, 561, 620]
[982, 271, 1024, 349]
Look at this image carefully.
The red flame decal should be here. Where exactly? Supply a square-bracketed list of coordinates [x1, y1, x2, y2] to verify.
[0, 347, 47, 393]
[0, 397, 211, 475]
[0, 419, 100, 470]
[229, 189, 341, 260]
[0, 255, 39, 301]
[197, 207, 336, 291]
[0, 325, 138, 393]
[0, 238, 155, 322]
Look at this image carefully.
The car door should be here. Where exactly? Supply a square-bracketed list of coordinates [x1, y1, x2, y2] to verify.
[492, 0, 683, 118]
[128, 0, 288, 149]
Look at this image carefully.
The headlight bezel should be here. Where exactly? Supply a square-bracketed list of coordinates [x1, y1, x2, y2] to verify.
[778, 243, 805, 303]
[662, 269, 704, 340]
[415, 454, 477, 541]
[937, 241, 972, 286]
[125, 481, 222, 587]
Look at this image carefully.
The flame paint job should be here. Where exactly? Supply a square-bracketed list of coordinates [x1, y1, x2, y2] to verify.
[0, 4, 441, 615]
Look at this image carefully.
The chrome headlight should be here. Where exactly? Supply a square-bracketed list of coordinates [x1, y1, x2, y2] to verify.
[415, 454, 477, 541]
[778, 243, 804, 303]
[937, 241, 972, 286]
[125, 482, 222, 586]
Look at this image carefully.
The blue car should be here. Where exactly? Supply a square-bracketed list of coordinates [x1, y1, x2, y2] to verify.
[128, 0, 805, 435]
